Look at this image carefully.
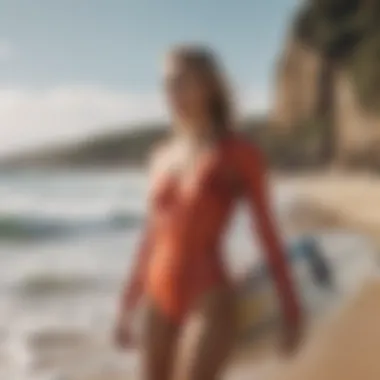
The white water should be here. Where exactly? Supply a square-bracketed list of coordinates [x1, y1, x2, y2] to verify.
[0, 169, 376, 380]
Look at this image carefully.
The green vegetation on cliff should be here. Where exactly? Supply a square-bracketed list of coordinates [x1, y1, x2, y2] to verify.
[293, 0, 380, 112]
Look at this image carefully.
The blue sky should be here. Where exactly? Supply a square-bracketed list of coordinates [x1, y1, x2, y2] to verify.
[0, 0, 298, 154]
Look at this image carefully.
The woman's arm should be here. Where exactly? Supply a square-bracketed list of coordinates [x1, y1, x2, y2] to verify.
[120, 221, 153, 313]
[237, 144, 301, 329]
[119, 143, 164, 314]
[115, 219, 154, 348]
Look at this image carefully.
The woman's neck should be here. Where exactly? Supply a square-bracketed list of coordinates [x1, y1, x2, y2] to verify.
[176, 119, 218, 146]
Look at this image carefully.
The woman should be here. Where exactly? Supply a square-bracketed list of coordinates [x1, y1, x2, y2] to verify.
[115, 45, 302, 380]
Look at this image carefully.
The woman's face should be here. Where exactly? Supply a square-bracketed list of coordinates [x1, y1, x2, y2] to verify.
[164, 57, 211, 125]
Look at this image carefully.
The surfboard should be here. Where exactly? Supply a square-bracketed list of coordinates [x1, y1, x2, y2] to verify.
[237, 234, 378, 342]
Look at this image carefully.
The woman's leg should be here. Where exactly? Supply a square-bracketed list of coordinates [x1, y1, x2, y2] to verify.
[140, 297, 179, 380]
[175, 286, 238, 380]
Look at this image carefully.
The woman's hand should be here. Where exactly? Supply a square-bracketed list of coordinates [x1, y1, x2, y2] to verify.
[279, 317, 303, 355]
[114, 310, 136, 350]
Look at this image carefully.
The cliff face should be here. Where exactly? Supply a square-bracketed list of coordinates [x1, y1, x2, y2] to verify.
[272, 0, 380, 170]
[272, 38, 323, 130]
[272, 36, 380, 169]
[334, 69, 380, 166]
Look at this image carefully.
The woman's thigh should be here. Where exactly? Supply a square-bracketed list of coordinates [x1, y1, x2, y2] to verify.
[140, 298, 179, 380]
[175, 287, 238, 380]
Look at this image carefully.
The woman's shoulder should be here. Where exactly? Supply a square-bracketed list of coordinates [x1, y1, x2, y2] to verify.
[148, 138, 178, 176]
[223, 134, 268, 181]
[149, 137, 176, 163]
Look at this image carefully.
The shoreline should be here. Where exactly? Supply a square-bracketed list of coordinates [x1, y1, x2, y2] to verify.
[285, 173, 380, 245]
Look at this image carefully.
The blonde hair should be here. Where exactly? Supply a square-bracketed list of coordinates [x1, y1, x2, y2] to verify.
[168, 44, 234, 138]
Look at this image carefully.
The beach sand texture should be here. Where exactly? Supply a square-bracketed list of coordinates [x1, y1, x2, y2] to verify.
[258, 174, 380, 380]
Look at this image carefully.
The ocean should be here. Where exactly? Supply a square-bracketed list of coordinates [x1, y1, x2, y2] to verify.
[0, 169, 377, 380]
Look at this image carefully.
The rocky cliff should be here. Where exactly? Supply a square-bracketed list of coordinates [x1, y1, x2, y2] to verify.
[272, 38, 322, 130]
[272, 0, 380, 170]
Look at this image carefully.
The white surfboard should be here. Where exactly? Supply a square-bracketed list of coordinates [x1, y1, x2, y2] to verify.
[237, 233, 379, 342]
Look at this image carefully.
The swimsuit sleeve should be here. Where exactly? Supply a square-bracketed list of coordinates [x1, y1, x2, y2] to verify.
[236, 142, 301, 326]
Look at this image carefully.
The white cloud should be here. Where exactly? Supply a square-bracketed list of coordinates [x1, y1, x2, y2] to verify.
[0, 85, 166, 156]
[239, 89, 269, 116]
[0, 85, 267, 157]
[0, 40, 13, 62]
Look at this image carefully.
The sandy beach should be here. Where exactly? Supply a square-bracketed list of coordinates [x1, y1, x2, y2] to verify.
[225, 173, 380, 380]
[287, 173, 380, 241]
[255, 276, 380, 380]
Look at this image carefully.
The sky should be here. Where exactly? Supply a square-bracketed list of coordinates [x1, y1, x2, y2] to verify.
[0, 0, 298, 155]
